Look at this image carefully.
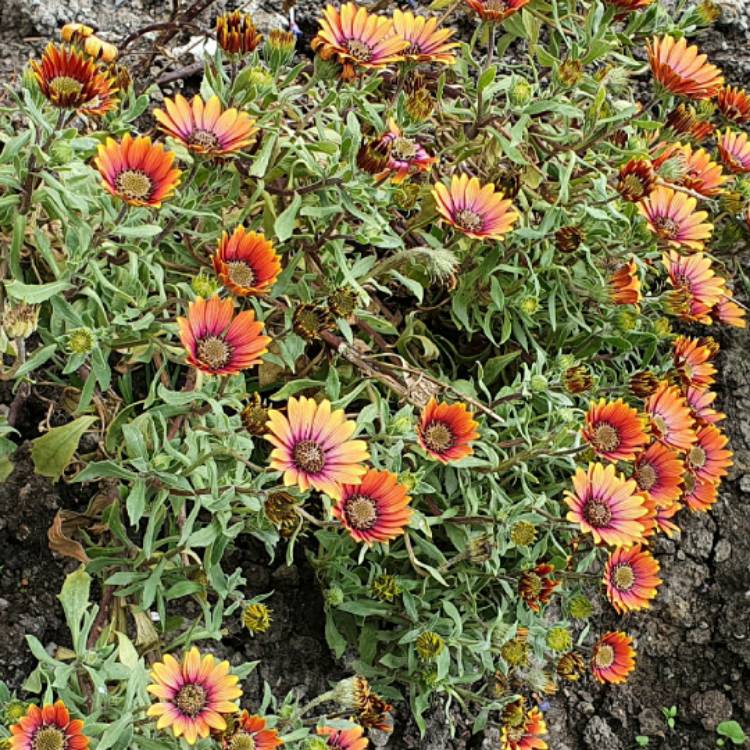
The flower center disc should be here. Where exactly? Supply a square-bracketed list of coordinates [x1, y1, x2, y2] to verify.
[584, 498, 612, 528]
[347, 40, 372, 61]
[32, 727, 66, 750]
[612, 563, 635, 591]
[197, 335, 232, 368]
[634, 463, 658, 491]
[485, 0, 509, 10]
[293, 439, 326, 473]
[423, 421, 454, 452]
[522, 573, 542, 596]
[688, 445, 707, 468]
[49, 75, 84, 98]
[115, 169, 153, 201]
[654, 216, 680, 239]
[175, 684, 207, 718]
[455, 209, 483, 232]
[592, 423, 620, 452]
[390, 137, 418, 161]
[651, 414, 668, 437]
[594, 643, 615, 669]
[345, 495, 378, 530]
[188, 128, 221, 151]
[229, 732, 256, 750]
[226, 260, 257, 288]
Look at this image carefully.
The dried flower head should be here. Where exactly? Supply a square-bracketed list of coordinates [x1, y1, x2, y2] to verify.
[241, 393, 269, 436]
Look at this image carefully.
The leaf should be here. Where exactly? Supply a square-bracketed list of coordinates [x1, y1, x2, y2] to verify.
[5, 279, 70, 303]
[274, 193, 302, 242]
[116, 632, 141, 669]
[58, 567, 91, 646]
[717, 721, 748, 744]
[31, 416, 98, 480]
[47, 512, 90, 564]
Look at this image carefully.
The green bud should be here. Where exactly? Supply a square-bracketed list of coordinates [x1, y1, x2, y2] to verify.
[325, 586, 344, 607]
[508, 77, 533, 107]
[568, 593, 593, 619]
[192, 272, 219, 298]
[416, 631, 445, 661]
[68, 327, 96, 355]
[529, 374, 548, 393]
[546, 626, 573, 652]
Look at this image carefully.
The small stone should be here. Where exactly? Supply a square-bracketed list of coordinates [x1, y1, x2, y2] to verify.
[583, 716, 623, 750]
[714, 538, 732, 563]
[690, 690, 733, 731]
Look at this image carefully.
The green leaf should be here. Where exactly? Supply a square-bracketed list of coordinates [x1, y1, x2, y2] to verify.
[114, 224, 163, 238]
[31, 416, 98, 480]
[58, 567, 91, 648]
[5, 279, 70, 303]
[717, 721, 748, 744]
[274, 192, 302, 242]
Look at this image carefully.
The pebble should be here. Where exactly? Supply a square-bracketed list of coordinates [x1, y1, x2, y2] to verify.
[714, 538, 732, 563]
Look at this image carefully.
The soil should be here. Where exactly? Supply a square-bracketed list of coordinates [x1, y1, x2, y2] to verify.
[1, 1, 749, 748]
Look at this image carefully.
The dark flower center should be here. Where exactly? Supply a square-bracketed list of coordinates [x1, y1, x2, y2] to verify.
[229, 731, 256, 750]
[634, 463, 657, 491]
[390, 137, 419, 161]
[175, 684, 207, 717]
[347, 40, 372, 61]
[583, 498, 612, 528]
[594, 643, 615, 669]
[522, 572, 542, 597]
[188, 128, 221, 150]
[591, 423, 620, 452]
[612, 563, 635, 591]
[49, 76, 84, 98]
[455, 208, 483, 232]
[688, 445, 706, 468]
[485, 0, 509, 10]
[621, 173, 648, 199]
[654, 216, 680, 239]
[345, 495, 378, 530]
[197, 336, 232, 369]
[293, 439, 326, 473]
[226, 260, 257, 289]
[32, 727, 65, 750]
[422, 421, 455, 452]
[115, 169, 153, 200]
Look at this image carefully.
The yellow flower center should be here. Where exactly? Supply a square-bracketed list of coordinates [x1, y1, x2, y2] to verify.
[583, 498, 612, 528]
[594, 643, 615, 669]
[293, 440, 326, 473]
[522, 572, 542, 597]
[485, 0, 509, 10]
[455, 209, 483, 232]
[115, 169, 153, 201]
[591, 423, 620, 452]
[226, 260, 257, 289]
[422, 421, 454, 452]
[229, 733, 256, 750]
[197, 336, 232, 368]
[612, 563, 635, 591]
[188, 128, 221, 151]
[175, 684, 207, 718]
[390, 137, 418, 162]
[49, 76, 84, 98]
[688, 445, 706, 468]
[347, 40, 372, 61]
[345, 495, 378, 530]
[621, 173, 648, 199]
[634, 463, 658, 491]
[654, 216, 680, 239]
[32, 727, 65, 750]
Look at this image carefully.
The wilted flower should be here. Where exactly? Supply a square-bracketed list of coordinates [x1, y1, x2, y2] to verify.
[646, 35, 723, 100]
[591, 632, 636, 684]
[405, 86, 435, 121]
[617, 159, 655, 201]
[518, 564, 560, 612]
[241, 393, 269, 436]
[2, 302, 39, 340]
[375, 119, 435, 184]
[292, 304, 334, 341]
[264, 491, 299, 537]
[562, 365, 593, 394]
[216, 11, 263, 55]
[557, 651, 586, 681]
[371, 573, 401, 602]
[554, 226, 583, 253]
[558, 58, 584, 87]
[510, 520, 537, 546]
[242, 603, 272, 634]
[664, 103, 715, 142]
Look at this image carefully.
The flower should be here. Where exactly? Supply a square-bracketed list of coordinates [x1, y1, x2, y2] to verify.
[177, 296, 270, 376]
[665, 104, 715, 142]
[682, 472, 718, 512]
[685, 386, 726, 425]
[242, 603, 272, 634]
[564, 463, 648, 547]
[617, 159, 656, 201]
[265, 396, 369, 499]
[147, 647, 242, 745]
[316, 726, 368, 750]
[603, 545, 662, 614]
[9, 700, 88, 750]
[212, 227, 281, 297]
[154, 94, 258, 157]
[216, 11, 263, 54]
[629, 370, 660, 398]
[606, 0, 654, 10]
[712, 290, 746, 328]
[673, 335, 716, 389]
[500, 706, 548, 750]
[717, 85, 750, 124]
[653, 142, 727, 197]
[392, 10, 458, 65]
[311, 3, 407, 78]
[686, 424, 732, 484]
[646, 35, 723, 100]
[95, 134, 181, 207]
[221, 712, 283, 750]
[417, 398, 479, 463]
[632, 442, 684, 506]
[663, 251, 726, 324]
[608, 259, 642, 305]
[31, 43, 117, 116]
[333, 469, 412, 545]
[375, 119, 435, 184]
[465, 0, 532, 24]
[432, 174, 519, 241]
[581, 399, 649, 462]
[518, 563, 560, 612]
[644, 382, 696, 451]
[591, 632, 636, 684]
[717, 129, 750, 173]
[638, 186, 712, 251]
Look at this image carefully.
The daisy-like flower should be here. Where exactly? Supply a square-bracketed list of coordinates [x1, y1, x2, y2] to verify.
[609, 259, 642, 306]
[317, 725, 368, 750]
[311, 3, 408, 79]
[215, 11, 263, 55]
[686, 424, 732, 485]
[265, 396, 369, 499]
[591, 632, 636, 684]
[564, 463, 648, 547]
[518, 564, 560, 612]
[375, 119, 435, 184]
[685, 386, 725, 425]
[632, 442, 684, 506]
[717, 129, 750, 173]
[432, 174, 520, 241]
[581, 399, 649, 462]
[417, 398, 480, 463]
[603, 545, 662, 614]
[646, 35, 723, 100]
[673, 335, 716, 389]
[212, 227, 282, 297]
[392, 9, 458, 65]
[717, 85, 750, 124]
[653, 142, 727, 198]
[644, 381, 696, 451]
[617, 159, 656, 202]
[154, 94, 258, 158]
[31, 43, 117, 117]
[10, 700, 88, 750]
[177, 296, 269, 376]
[500, 706, 548, 750]
[713, 290, 746, 328]
[147, 647, 242, 745]
[465, 0, 531, 24]
[654, 498, 681, 537]
[333, 469, 412, 545]
[663, 251, 726, 324]
[221, 712, 283, 749]
[95, 134, 181, 208]
[638, 186, 712, 251]
[682, 472, 718, 512]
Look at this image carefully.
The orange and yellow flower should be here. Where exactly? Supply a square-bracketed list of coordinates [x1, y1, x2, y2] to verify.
[147, 647, 242, 745]
[376, 119, 435, 184]
[718, 129, 750, 173]
[591, 632, 636, 684]
[581, 399, 649, 461]
[317, 725, 368, 750]
[717, 85, 750, 124]
[644, 381, 696, 451]
[652, 142, 727, 198]
[417, 398, 479, 463]
[617, 159, 656, 202]
[639, 186, 712, 251]
[682, 472, 718, 512]
[392, 9, 458, 65]
[609, 259, 642, 305]
[221, 712, 283, 750]
[686, 424, 732, 485]
[10, 700, 88, 750]
[518, 563, 560, 612]
[265, 396, 369, 499]
[673, 335, 716, 390]
[646, 35, 723, 100]
[154, 94, 257, 157]
[212, 227, 281, 297]
[333, 469, 412, 545]
[216, 11, 262, 55]
[564, 463, 648, 547]
[500, 706, 548, 750]
[603, 545, 662, 614]
[177, 296, 269, 376]
[465, 0, 531, 23]
[712, 290, 746, 328]
[95, 134, 181, 207]
[432, 174, 519, 240]
[685, 386, 725, 425]
[632, 442, 684, 507]
[31, 43, 117, 116]
[663, 251, 727, 325]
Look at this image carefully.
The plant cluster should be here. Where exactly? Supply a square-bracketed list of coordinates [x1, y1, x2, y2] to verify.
[0, 0, 747, 748]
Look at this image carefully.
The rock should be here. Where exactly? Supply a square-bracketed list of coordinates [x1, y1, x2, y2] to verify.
[638, 708, 664, 736]
[690, 690, 733, 731]
[583, 716, 623, 750]
[714, 538, 732, 563]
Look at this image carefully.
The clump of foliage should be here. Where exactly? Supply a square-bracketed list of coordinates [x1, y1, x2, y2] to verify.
[0, 0, 746, 748]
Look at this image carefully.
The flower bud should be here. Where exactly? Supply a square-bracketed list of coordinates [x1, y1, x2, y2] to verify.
[324, 586, 344, 606]
[371, 573, 401, 602]
[557, 651, 586, 681]
[510, 520, 537, 547]
[264, 29, 296, 72]
[192, 272, 219, 298]
[554, 226, 583, 253]
[546, 626, 573, 652]
[405, 87, 434, 121]
[558, 58, 583, 87]
[629, 370, 660, 398]
[242, 603, 272, 634]
[529, 374, 548, 392]
[241, 393, 269, 436]
[216, 11, 263, 55]
[415, 631, 445, 661]
[508, 77, 533, 107]
[68, 327, 96, 355]
[567, 592, 593, 619]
